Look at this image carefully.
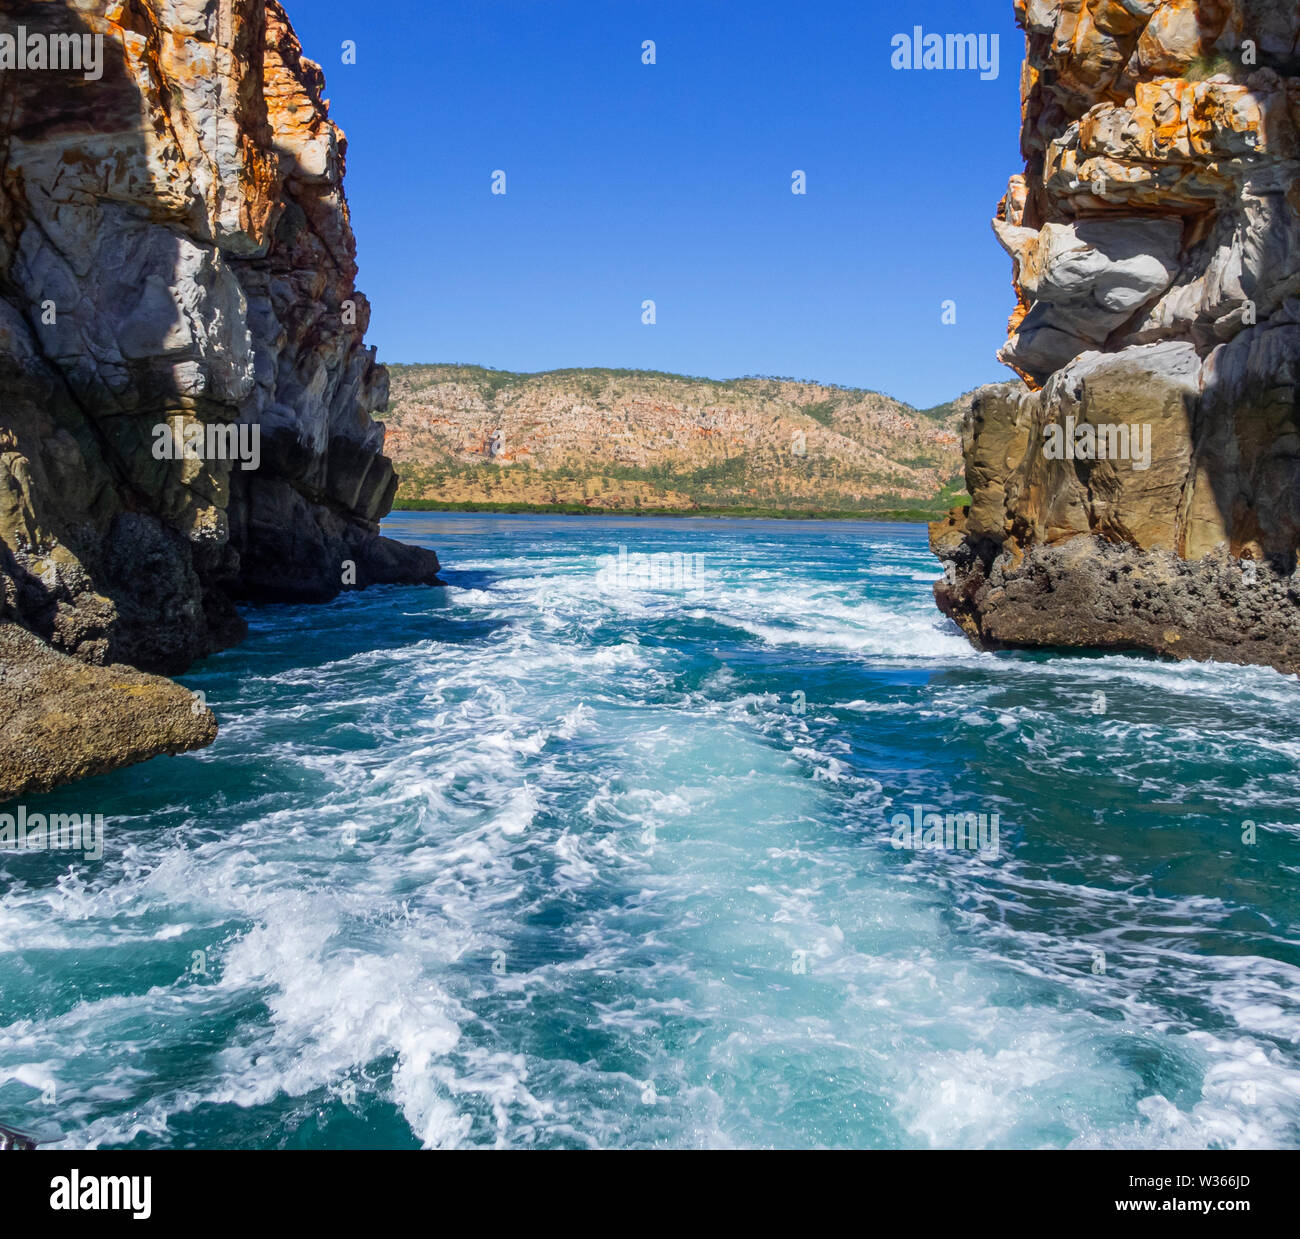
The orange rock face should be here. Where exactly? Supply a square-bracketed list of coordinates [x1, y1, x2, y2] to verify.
[0, 1, 440, 679]
[1000, 0, 1300, 380]
[933, 2, 1300, 675]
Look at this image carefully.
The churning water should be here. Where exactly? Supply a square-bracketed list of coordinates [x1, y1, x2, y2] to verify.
[2, 513, 1298, 1148]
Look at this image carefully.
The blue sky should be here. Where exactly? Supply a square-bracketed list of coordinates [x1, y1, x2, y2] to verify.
[289, 1, 1024, 408]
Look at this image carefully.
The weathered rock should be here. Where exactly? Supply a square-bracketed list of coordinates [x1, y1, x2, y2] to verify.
[0, 622, 217, 800]
[933, 535, 1300, 674]
[934, 2, 1300, 676]
[0, 1, 441, 792]
[996, 218, 1183, 382]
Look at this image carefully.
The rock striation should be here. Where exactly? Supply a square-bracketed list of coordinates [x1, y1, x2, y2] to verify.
[0, 0, 440, 794]
[933, 0, 1300, 676]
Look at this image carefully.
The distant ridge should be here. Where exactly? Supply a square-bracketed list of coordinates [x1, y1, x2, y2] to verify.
[384, 364, 970, 518]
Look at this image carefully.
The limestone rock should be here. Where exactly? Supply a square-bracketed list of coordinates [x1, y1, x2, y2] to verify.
[0, 1, 441, 793]
[0, 622, 217, 800]
[996, 218, 1183, 382]
[935, 2, 1300, 675]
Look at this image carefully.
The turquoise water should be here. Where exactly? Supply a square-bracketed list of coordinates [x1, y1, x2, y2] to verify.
[2, 512, 1299, 1149]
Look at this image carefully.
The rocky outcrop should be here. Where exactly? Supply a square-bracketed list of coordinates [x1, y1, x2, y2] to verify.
[933, 1, 1300, 676]
[0, 1, 441, 793]
[0, 621, 216, 799]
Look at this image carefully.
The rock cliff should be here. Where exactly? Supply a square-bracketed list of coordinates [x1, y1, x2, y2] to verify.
[933, 0, 1300, 676]
[0, 0, 441, 795]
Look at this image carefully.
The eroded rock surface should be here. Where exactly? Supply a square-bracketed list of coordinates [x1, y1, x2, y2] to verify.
[0, 622, 216, 800]
[0, 1, 441, 793]
[933, 1, 1300, 675]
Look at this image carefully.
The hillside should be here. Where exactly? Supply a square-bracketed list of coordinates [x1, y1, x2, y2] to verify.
[383, 365, 968, 518]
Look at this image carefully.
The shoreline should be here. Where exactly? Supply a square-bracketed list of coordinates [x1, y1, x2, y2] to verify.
[392, 500, 948, 523]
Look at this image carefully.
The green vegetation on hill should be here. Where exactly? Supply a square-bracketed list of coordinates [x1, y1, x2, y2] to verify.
[393, 498, 962, 522]
[382, 364, 971, 522]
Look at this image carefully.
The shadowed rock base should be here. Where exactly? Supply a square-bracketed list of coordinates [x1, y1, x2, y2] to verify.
[930, 352, 1300, 679]
[0, 623, 218, 800]
[932, 531, 1300, 677]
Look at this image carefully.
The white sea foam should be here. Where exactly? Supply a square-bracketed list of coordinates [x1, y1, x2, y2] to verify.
[2, 518, 1297, 1149]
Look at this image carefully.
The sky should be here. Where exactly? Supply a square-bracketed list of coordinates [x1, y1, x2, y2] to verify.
[288, 0, 1025, 409]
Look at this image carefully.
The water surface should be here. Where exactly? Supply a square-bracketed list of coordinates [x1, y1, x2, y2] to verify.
[1, 513, 1297, 1148]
